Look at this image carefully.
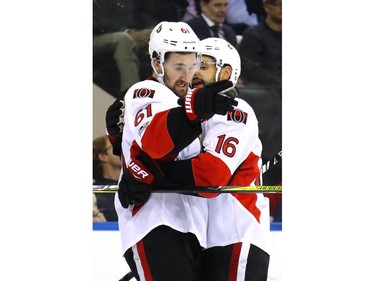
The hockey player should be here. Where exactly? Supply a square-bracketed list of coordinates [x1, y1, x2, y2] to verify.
[108, 37, 270, 280]
[113, 21, 238, 281]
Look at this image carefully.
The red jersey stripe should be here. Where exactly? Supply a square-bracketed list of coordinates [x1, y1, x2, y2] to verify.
[136, 240, 154, 281]
[229, 243, 242, 281]
[142, 111, 174, 159]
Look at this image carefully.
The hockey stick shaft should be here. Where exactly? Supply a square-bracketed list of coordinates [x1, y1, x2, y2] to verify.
[94, 152, 282, 194]
[93, 185, 282, 193]
[261, 150, 282, 174]
[118, 271, 134, 281]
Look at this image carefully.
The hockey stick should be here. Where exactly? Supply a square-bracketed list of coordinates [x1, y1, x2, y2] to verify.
[94, 150, 282, 194]
[261, 150, 282, 174]
[118, 271, 134, 281]
[93, 185, 282, 193]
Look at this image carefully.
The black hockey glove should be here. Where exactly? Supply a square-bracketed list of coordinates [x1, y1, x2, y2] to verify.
[178, 80, 238, 123]
[118, 146, 167, 209]
[105, 99, 124, 156]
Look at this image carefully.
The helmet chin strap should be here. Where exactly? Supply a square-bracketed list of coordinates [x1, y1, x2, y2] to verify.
[157, 64, 165, 85]
[151, 59, 165, 85]
[215, 66, 221, 82]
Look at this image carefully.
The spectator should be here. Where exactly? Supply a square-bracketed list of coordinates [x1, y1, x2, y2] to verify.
[226, 0, 259, 35]
[93, 194, 107, 222]
[243, 0, 267, 23]
[93, 28, 151, 99]
[93, 0, 189, 98]
[181, 0, 199, 21]
[183, 0, 260, 35]
[93, 0, 153, 98]
[93, 135, 121, 221]
[238, 0, 282, 90]
[185, 0, 238, 48]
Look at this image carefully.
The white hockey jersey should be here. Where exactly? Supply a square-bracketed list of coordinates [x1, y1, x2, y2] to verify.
[115, 79, 209, 254]
[200, 98, 271, 253]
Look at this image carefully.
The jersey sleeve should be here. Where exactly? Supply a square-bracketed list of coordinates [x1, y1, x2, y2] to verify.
[141, 105, 202, 158]
[122, 80, 201, 163]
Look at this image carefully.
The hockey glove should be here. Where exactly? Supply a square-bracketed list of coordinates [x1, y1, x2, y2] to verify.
[118, 146, 167, 208]
[178, 80, 238, 123]
[105, 99, 124, 156]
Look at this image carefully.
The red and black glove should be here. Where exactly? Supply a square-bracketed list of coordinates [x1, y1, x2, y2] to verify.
[118, 144, 167, 208]
[178, 80, 238, 123]
[105, 99, 124, 157]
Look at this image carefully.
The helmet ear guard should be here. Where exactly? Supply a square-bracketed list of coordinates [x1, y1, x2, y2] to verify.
[151, 51, 161, 64]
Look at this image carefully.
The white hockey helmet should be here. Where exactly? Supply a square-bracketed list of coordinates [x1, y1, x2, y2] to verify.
[148, 21, 201, 83]
[199, 38, 241, 85]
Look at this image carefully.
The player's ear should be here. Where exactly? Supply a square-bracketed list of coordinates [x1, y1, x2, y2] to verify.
[220, 65, 232, 81]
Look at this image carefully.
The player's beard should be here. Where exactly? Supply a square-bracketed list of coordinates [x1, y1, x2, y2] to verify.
[170, 79, 190, 97]
[191, 77, 205, 89]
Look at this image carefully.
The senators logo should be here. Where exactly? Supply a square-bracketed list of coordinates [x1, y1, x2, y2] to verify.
[133, 88, 155, 99]
[156, 24, 162, 33]
[227, 109, 248, 124]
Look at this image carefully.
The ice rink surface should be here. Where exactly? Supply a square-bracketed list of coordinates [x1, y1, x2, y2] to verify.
[93, 229, 282, 281]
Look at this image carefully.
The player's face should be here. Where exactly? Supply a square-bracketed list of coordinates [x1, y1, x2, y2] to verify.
[192, 55, 218, 88]
[163, 52, 199, 97]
